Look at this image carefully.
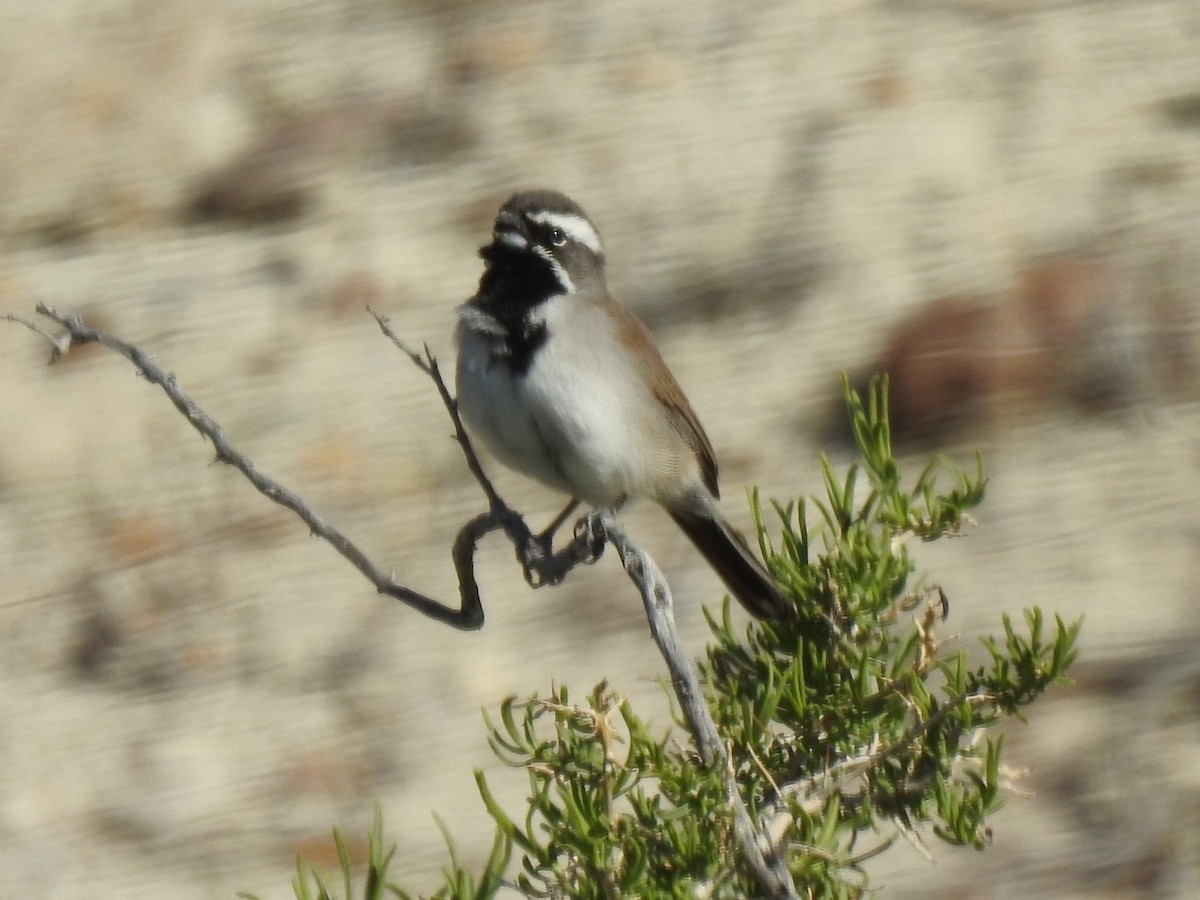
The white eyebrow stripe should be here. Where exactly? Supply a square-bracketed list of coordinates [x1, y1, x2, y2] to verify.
[529, 211, 603, 255]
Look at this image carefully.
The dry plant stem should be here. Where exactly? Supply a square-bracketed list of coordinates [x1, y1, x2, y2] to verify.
[367, 307, 505, 514]
[12, 304, 792, 896]
[595, 509, 799, 899]
[23, 302, 489, 628]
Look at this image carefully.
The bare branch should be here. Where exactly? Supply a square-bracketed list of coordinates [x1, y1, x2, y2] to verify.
[27, 303, 491, 629]
[5, 310, 73, 361]
[369, 307, 504, 515]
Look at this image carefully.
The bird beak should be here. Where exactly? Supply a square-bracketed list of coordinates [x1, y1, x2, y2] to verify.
[492, 209, 528, 250]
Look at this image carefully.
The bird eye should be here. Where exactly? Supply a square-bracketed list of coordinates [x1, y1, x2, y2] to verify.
[548, 227, 568, 247]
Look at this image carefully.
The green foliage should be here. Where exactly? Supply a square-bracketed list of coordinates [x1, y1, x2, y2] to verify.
[238, 805, 405, 900]
[263, 377, 1079, 899]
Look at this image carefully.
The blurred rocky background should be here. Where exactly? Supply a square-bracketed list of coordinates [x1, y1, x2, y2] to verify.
[1, 1, 1198, 897]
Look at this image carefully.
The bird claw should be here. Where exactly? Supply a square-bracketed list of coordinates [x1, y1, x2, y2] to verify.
[517, 510, 608, 588]
[518, 533, 557, 588]
[574, 511, 607, 565]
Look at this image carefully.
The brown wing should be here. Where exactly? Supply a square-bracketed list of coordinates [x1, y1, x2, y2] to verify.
[607, 300, 720, 498]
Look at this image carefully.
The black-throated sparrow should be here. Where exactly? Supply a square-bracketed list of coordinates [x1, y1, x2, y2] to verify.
[454, 189, 789, 620]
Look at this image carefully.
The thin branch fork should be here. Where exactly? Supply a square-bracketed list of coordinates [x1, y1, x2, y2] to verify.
[7, 302, 799, 897]
[12, 303, 484, 628]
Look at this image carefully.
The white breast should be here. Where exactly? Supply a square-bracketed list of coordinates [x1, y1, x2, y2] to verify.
[455, 298, 668, 508]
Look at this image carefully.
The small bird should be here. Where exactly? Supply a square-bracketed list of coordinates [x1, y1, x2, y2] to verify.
[454, 189, 789, 620]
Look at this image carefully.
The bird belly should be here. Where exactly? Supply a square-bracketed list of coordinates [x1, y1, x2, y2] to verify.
[455, 318, 649, 507]
[515, 337, 645, 507]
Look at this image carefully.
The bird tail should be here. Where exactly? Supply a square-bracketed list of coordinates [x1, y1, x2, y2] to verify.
[669, 511, 790, 621]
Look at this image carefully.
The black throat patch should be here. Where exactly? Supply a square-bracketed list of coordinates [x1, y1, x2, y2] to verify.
[474, 242, 563, 375]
